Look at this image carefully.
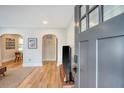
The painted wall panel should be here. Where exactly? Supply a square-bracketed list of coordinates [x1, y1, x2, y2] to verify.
[80, 41, 88, 88]
[98, 36, 124, 88]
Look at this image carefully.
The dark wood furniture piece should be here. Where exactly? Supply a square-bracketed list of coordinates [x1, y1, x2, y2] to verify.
[0, 66, 7, 76]
[15, 52, 23, 62]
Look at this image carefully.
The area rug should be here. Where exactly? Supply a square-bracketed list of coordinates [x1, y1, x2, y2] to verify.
[0, 67, 35, 88]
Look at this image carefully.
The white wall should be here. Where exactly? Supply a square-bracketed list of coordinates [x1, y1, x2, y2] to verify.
[66, 18, 75, 65]
[0, 28, 67, 66]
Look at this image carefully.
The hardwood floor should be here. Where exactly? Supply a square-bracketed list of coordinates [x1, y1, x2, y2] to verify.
[1, 60, 74, 88]
[2, 60, 22, 69]
[18, 62, 63, 88]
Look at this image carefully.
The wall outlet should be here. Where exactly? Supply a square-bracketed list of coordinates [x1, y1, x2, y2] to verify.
[28, 58, 31, 62]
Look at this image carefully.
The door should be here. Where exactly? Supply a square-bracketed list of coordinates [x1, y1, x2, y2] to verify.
[75, 5, 124, 88]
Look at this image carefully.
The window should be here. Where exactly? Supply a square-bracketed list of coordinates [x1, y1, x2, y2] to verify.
[79, 5, 124, 33]
[89, 5, 95, 9]
[18, 38, 23, 52]
[80, 5, 100, 32]
[104, 5, 124, 21]
[81, 6, 86, 17]
[89, 7, 99, 28]
[81, 17, 86, 32]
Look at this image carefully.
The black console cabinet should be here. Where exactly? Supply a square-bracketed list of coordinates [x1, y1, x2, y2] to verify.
[62, 46, 73, 82]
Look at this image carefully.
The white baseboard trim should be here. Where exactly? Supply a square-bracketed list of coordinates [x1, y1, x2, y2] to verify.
[23, 62, 42, 67]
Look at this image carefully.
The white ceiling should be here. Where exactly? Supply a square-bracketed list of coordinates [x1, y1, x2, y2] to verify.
[0, 5, 74, 29]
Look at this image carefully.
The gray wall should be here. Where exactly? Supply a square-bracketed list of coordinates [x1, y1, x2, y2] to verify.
[74, 6, 80, 88]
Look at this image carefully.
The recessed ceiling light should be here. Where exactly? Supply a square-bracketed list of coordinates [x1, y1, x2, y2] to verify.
[43, 20, 48, 25]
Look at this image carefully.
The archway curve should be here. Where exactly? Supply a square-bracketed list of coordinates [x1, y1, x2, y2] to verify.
[42, 34, 58, 65]
[0, 34, 23, 38]
[0, 33, 24, 66]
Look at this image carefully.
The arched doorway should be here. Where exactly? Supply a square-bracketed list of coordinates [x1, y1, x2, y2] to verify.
[42, 34, 58, 65]
[0, 34, 23, 67]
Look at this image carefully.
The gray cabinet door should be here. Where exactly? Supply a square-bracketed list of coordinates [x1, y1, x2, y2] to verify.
[75, 6, 124, 88]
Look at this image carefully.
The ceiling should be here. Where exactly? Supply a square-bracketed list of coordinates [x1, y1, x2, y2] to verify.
[0, 5, 74, 29]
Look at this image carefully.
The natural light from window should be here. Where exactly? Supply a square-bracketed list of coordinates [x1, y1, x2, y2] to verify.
[19, 37, 23, 52]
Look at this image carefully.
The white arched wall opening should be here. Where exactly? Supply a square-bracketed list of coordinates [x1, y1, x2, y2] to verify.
[42, 34, 58, 64]
[0, 30, 29, 67]
[0, 33, 23, 64]
[40, 31, 64, 66]
[0, 30, 42, 67]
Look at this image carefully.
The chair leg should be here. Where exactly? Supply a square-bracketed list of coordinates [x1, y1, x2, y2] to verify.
[2, 73, 5, 76]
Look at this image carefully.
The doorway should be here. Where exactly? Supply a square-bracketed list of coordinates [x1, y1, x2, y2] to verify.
[0, 34, 23, 68]
[42, 34, 58, 65]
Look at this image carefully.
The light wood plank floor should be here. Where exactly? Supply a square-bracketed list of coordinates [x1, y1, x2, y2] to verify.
[18, 62, 63, 88]
[2, 60, 22, 69]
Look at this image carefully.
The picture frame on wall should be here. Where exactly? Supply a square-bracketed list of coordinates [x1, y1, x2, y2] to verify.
[6, 38, 15, 49]
[28, 38, 37, 49]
